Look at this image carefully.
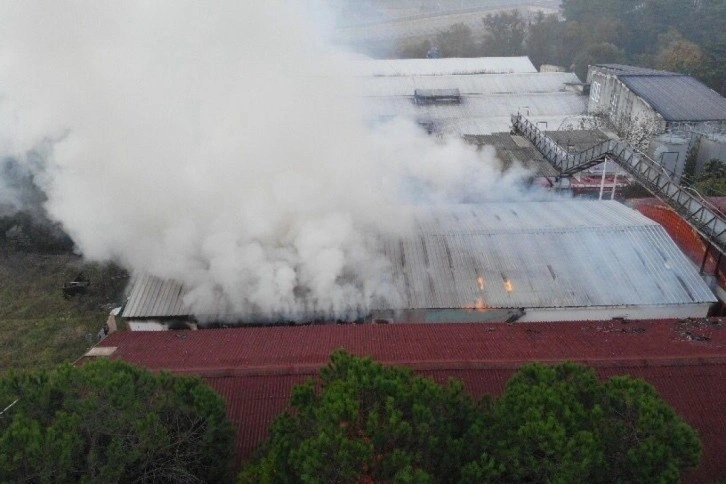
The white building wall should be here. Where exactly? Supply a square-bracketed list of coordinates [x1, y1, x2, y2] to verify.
[519, 303, 713, 322]
[379, 303, 713, 323]
[649, 133, 690, 180]
[587, 68, 667, 139]
[128, 321, 167, 331]
[695, 134, 726, 174]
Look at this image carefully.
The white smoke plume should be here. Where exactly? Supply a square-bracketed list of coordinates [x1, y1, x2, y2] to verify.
[0, 1, 537, 321]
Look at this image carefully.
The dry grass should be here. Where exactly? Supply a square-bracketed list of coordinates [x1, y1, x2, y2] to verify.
[0, 250, 128, 372]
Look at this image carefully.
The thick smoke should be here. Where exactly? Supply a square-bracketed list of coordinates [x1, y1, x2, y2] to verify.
[0, 158, 38, 216]
[0, 1, 536, 321]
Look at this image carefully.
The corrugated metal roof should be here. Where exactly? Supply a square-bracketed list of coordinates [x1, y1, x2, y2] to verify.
[412, 200, 650, 231]
[90, 319, 726, 481]
[360, 72, 581, 97]
[385, 201, 715, 310]
[351, 60, 587, 136]
[352, 56, 537, 77]
[364, 92, 587, 119]
[619, 75, 726, 122]
[364, 92, 588, 135]
[121, 201, 716, 319]
[122, 273, 188, 318]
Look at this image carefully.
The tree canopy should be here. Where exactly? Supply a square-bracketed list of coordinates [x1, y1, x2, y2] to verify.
[394, 1, 725, 93]
[436, 24, 478, 58]
[0, 360, 235, 483]
[240, 350, 479, 483]
[481, 11, 526, 57]
[464, 363, 702, 483]
[242, 351, 701, 483]
[692, 159, 726, 196]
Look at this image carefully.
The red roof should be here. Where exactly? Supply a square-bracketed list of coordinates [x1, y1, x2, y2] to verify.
[630, 197, 726, 289]
[91, 320, 726, 482]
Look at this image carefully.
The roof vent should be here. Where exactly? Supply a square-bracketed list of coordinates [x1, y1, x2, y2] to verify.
[414, 88, 461, 105]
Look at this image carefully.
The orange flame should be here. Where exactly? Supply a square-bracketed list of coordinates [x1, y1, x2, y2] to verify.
[477, 276, 485, 291]
[504, 280, 513, 293]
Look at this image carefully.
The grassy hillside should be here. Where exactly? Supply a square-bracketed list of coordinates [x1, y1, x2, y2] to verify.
[0, 250, 128, 372]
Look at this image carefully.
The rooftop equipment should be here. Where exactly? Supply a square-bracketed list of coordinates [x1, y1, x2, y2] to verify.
[414, 88, 461, 105]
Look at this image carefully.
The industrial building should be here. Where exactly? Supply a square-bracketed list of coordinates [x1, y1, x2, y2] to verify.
[97, 56, 726, 482]
[118, 57, 726, 328]
[121, 200, 716, 327]
[587, 64, 726, 179]
[356, 56, 590, 135]
[382, 200, 715, 322]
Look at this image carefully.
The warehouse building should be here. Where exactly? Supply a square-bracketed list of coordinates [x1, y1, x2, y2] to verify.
[380, 200, 715, 322]
[120, 200, 716, 327]
[99, 56, 726, 483]
[355, 56, 590, 135]
[587, 64, 726, 179]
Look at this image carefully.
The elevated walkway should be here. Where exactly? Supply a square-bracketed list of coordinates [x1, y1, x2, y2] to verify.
[511, 113, 726, 256]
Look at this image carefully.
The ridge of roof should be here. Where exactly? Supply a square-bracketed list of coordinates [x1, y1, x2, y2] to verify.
[593, 64, 680, 77]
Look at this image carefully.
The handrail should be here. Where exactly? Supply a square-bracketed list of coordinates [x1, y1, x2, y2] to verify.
[511, 113, 726, 256]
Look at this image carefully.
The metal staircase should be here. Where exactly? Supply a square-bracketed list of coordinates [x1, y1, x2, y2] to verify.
[511, 113, 726, 256]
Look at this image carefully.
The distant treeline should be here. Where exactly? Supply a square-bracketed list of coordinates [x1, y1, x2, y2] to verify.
[396, 0, 726, 94]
